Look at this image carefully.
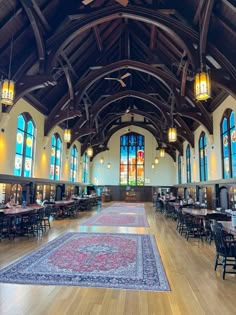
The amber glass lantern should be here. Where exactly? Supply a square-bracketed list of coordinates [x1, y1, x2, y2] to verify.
[64, 129, 71, 143]
[1, 79, 15, 105]
[100, 156, 104, 164]
[107, 162, 111, 169]
[194, 70, 211, 101]
[87, 146, 93, 157]
[154, 157, 159, 164]
[151, 163, 155, 169]
[159, 148, 165, 158]
[168, 127, 177, 142]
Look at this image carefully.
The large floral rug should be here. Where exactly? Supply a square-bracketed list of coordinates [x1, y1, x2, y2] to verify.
[80, 213, 149, 227]
[0, 232, 170, 291]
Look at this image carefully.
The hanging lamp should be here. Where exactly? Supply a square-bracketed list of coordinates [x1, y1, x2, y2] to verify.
[100, 156, 104, 164]
[154, 156, 159, 164]
[87, 146, 93, 157]
[160, 148, 165, 158]
[107, 162, 111, 169]
[1, 26, 15, 105]
[168, 96, 177, 142]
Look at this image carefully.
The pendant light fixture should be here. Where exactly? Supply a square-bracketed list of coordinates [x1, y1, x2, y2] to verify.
[107, 162, 111, 169]
[154, 156, 159, 165]
[64, 106, 71, 143]
[151, 163, 155, 169]
[100, 156, 104, 164]
[1, 12, 15, 106]
[194, 22, 211, 101]
[168, 95, 177, 142]
[87, 114, 93, 157]
[159, 148, 165, 158]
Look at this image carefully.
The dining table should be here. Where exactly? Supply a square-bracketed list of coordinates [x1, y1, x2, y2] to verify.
[182, 208, 220, 217]
[0, 204, 43, 216]
[218, 221, 236, 236]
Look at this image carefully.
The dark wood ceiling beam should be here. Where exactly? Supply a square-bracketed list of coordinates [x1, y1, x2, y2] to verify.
[180, 60, 189, 96]
[48, 6, 198, 70]
[93, 26, 103, 52]
[31, 0, 51, 33]
[193, 0, 205, 24]
[44, 109, 81, 134]
[46, 59, 179, 125]
[61, 51, 78, 79]
[150, 25, 157, 50]
[200, 0, 215, 56]
[15, 74, 56, 103]
[20, 0, 46, 74]
[123, 25, 130, 59]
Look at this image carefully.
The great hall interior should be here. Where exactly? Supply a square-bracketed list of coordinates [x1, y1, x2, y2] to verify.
[0, 1, 236, 314]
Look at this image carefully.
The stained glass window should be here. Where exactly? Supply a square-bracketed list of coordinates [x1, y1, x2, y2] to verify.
[50, 134, 62, 180]
[221, 110, 236, 178]
[70, 145, 78, 182]
[199, 132, 208, 181]
[120, 132, 144, 186]
[178, 154, 182, 184]
[186, 144, 191, 183]
[14, 114, 35, 177]
[82, 153, 89, 183]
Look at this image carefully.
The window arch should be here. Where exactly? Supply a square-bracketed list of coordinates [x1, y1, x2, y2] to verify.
[120, 132, 144, 186]
[82, 153, 89, 183]
[178, 154, 182, 184]
[221, 110, 236, 179]
[50, 134, 62, 180]
[199, 132, 208, 181]
[186, 144, 191, 183]
[70, 145, 78, 182]
[14, 113, 35, 177]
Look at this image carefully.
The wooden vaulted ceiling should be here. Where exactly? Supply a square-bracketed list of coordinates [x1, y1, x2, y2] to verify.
[1, 0, 236, 161]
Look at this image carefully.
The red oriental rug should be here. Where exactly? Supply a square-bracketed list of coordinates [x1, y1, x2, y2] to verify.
[0, 232, 170, 291]
[80, 213, 149, 227]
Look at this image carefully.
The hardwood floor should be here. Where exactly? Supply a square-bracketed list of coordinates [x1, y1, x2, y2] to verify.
[0, 203, 236, 315]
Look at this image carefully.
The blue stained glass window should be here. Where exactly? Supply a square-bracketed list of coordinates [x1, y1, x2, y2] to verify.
[120, 132, 144, 186]
[199, 132, 208, 181]
[186, 144, 191, 183]
[14, 114, 35, 177]
[50, 134, 62, 180]
[221, 110, 236, 178]
[70, 145, 78, 182]
[178, 154, 182, 184]
[82, 153, 89, 183]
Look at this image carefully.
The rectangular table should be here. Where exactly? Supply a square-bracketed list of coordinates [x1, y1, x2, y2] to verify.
[218, 221, 236, 235]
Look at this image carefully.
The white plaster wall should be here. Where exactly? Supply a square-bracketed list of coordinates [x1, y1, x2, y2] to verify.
[91, 125, 176, 186]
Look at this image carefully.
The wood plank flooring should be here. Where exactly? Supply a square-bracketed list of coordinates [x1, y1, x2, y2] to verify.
[0, 203, 236, 315]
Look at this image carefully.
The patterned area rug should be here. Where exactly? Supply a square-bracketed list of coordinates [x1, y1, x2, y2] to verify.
[80, 213, 149, 227]
[113, 202, 144, 207]
[102, 206, 145, 214]
[0, 232, 170, 291]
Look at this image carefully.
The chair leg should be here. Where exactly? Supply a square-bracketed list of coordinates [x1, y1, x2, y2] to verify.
[214, 254, 219, 271]
[222, 256, 226, 280]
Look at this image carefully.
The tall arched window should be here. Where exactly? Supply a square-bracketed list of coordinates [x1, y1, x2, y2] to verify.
[199, 132, 208, 181]
[82, 153, 89, 183]
[178, 154, 182, 184]
[186, 144, 191, 183]
[70, 145, 78, 182]
[120, 132, 144, 186]
[14, 113, 35, 177]
[221, 110, 236, 179]
[50, 134, 62, 180]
